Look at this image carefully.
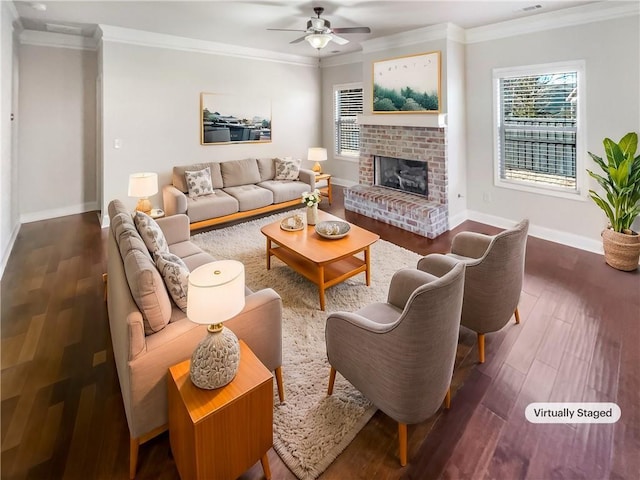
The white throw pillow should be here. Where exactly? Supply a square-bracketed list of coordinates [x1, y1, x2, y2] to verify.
[185, 167, 214, 198]
[154, 251, 189, 312]
[134, 211, 169, 254]
[274, 157, 301, 181]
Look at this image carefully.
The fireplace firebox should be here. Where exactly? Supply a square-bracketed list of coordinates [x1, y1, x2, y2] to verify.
[374, 156, 428, 197]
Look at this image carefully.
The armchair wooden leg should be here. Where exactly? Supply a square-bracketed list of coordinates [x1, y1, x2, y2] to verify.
[275, 366, 285, 403]
[261, 453, 272, 480]
[327, 367, 336, 395]
[514, 307, 521, 324]
[398, 422, 408, 467]
[477, 333, 485, 364]
[129, 436, 139, 479]
[444, 386, 451, 409]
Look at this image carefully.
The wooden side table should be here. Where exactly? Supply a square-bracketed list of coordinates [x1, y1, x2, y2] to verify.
[315, 173, 333, 205]
[168, 341, 273, 480]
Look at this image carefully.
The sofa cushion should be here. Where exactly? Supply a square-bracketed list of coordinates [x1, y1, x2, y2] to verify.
[123, 248, 172, 334]
[258, 180, 310, 204]
[134, 211, 169, 254]
[154, 251, 189, 312]
[221, 158, 261, 187]
[185, 167, 215, 199]
[223, 185, 273, 211]
[173, 162, 223, 192]
[186, 190, 239, 223]
[274, 157, 301, 180]
[257, 158, 276, 182]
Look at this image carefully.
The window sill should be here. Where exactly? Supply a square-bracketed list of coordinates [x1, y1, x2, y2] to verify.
[335, 154, 359, 163]
[495, 178, 587, 202]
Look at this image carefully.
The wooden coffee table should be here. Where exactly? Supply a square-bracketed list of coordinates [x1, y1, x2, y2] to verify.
[261, 211, 380, 310]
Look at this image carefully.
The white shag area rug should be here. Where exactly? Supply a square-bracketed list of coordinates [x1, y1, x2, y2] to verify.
[191, 210, 421, 479]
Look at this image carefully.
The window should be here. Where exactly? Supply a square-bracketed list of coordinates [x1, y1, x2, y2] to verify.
[334, 83, 363, 159]
[493, 61, 585, 198]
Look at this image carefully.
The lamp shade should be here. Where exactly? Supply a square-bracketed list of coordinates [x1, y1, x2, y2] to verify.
[305, 33, 332, 49]
[187, 260, 245, 325]
[308, 147, 328, 162]
[128, 172, 158, 198]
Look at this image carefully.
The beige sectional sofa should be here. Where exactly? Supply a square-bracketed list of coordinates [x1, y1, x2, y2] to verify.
[162, 157, 317, 230]
[105, 199, 284, 478]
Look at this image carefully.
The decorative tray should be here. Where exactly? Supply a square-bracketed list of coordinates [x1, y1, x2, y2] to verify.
[280, 214, 305, 231]
[315, 221, 350, 240]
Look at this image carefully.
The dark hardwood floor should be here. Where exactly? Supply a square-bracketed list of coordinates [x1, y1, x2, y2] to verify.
[2, 186, 639, 479]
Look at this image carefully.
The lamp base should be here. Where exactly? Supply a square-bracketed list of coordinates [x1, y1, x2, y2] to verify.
[190, 325, 240, 389]
[312, 162, 322, 174]
[135, 197, 152, 215]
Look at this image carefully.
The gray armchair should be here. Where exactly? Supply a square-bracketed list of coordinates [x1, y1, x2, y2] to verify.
[325, 260, 466, 466]
[418, 219, 529, 363]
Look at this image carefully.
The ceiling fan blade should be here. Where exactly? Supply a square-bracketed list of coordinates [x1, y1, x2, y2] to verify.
[329, 34, 349, 45]
[267, 28, 307, 32]
[290, 35, 307, 44]
[332, 27, 371, 34]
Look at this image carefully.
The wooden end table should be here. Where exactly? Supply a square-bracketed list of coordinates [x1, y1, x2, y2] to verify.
[315, 173, 332, 205]
[261, 210, 380, 310]
[168, 341, 273, 480]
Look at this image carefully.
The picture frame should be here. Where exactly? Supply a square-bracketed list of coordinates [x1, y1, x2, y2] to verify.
[372, 51, 441, 114]
[200, 92, 272, 144]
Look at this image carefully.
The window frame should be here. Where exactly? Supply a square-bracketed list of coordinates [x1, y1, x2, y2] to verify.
[492, 60, 587, 201]
[333, 82, 363, 162]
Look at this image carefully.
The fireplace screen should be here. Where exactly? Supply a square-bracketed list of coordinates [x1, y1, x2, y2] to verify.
[374, 156, 428, 196]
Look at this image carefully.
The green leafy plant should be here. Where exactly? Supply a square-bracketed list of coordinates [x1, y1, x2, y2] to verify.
[587, 132, 640, 233]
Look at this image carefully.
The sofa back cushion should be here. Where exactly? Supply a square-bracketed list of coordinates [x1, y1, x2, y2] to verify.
[257, 158, 276, 182]
[221, 158, 261, 187]
[112, 213, 152, 261]
[173, 162, 223, 192]
[123, 248, 172, 334]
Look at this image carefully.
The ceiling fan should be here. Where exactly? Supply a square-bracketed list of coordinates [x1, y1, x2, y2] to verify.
[268, 6, 371, 50]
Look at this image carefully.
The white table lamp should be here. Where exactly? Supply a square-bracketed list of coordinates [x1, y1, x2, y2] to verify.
[187, 260, 246, 389]
[308, 147, 327, 174]
[128, 172, 158, 215]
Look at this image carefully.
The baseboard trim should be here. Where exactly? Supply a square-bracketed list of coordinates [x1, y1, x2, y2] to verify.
[467, 210, 603, 255]
[0, 222, 20, 281]
[331, 177, 357, 188]
[20, 202, 99, 224]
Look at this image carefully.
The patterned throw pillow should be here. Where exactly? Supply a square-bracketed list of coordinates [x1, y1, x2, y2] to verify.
[154, 251, 189, 312]
[185, 167, 214, 198]
[134, 211, 169, 254]
[274, 157, 301, 181]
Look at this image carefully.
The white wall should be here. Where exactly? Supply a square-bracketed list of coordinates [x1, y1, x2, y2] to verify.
[465, 15, 640, 250]
[320, 59, 362, 183]
[100, 40, 321, 217]
[0, 2, 20, 278]
[18, 45, 97, 222]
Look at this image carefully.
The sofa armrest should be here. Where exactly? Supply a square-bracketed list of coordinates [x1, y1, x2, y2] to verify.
[298, 168, 316, 190]
[162, 184, 187, 216]
[156, 214, 191, 245]
[225, 288, 283, 372]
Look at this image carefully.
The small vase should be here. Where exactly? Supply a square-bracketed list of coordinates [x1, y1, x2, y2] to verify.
[306, 204, 319, 225]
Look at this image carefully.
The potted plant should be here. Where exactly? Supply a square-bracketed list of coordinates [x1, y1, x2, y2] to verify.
[587, 132, 640, 271]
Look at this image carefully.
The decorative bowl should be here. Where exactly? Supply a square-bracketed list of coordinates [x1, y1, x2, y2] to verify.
[280, 214, 305, 231]
[315, 221, 350, 239]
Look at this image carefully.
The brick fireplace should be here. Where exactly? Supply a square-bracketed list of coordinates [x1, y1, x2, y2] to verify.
[345, 123, 448, 238]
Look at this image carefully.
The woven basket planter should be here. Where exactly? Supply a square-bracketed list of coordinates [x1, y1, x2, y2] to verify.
[602, 228, 640, 271]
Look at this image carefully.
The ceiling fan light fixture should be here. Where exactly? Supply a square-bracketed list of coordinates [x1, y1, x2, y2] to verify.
[305, 33, 332, 49]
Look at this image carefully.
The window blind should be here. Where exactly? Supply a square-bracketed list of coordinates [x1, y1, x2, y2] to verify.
[334, 86, 363, 156]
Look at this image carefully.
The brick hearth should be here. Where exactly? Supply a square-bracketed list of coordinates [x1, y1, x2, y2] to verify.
[345, 123, 448, 238]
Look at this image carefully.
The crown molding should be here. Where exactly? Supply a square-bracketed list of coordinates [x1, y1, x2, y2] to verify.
[3, 1, 23, 30]
[20, 30, 98, 50]
[361, 22, 459, 54]
[320, 51, 363, 68]
[98, 24, 318, 67]
[465, 1, 640, 44]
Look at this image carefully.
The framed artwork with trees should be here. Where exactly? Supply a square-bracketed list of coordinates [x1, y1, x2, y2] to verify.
[372, 51, 441, 114]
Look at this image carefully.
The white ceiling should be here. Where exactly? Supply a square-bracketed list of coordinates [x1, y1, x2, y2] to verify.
[14, 0, 599, 57]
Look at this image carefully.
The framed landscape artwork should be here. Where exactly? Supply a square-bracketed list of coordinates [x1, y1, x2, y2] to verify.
[372, 51, 441, 113]
[200, 93, 272, 144]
